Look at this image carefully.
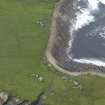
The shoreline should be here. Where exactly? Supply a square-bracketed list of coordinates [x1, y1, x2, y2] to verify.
[46, 0, 105, 77]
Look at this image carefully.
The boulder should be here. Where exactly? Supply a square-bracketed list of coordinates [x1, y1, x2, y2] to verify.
[20, 100, 30, 105]
[0, 91, 8, 105]
[38, 77, 43, 82]
[6, 97, 22, 105]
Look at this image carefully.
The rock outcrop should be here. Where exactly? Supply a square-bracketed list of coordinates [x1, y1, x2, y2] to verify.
[0, 91, 44, 105]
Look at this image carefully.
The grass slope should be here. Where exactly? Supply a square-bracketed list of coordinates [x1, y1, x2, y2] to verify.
[0, 0, 105, 105]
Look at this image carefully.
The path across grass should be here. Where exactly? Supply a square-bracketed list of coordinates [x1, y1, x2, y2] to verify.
[0, 0, 105, 105]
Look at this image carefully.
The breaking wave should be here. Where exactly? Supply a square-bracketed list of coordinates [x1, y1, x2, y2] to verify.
[75, 9, 95, 30]
[75, 0, 105, 30]
[73, 58, 105, 67]
[67, 0, 105, 67]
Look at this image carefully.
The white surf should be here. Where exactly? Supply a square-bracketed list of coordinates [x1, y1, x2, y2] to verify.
[73, 58, 105, 67]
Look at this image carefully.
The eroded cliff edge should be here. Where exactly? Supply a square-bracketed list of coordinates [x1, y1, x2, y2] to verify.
[46, 0, 105, 76]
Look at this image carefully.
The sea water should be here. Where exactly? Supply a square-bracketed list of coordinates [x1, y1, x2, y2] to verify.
[67, 0, 105, 67]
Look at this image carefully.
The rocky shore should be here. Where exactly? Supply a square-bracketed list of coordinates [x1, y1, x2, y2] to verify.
[46, 0, 105, 75]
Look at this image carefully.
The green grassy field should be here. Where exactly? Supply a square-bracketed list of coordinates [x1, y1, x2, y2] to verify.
[0, 0, 105, 105]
